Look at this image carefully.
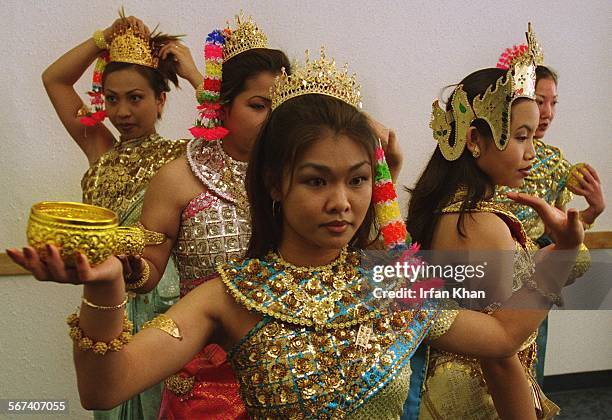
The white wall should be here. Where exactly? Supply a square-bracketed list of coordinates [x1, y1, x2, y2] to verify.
[1, 1, 610, 418]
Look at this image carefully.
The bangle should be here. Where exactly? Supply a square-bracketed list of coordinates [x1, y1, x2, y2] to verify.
[522, 277, 564, 307]
[81, 295, 128, 311]
[67, 312, 133, 356]
[92, 30, 109, 50]
[125, 259, 150, 291]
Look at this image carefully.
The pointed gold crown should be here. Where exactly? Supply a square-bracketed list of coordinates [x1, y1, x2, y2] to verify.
[109, 25, 158, 68]
[502, 22, 544, 68]
[223, 12, 269, 62]
[431, 25, 537, 161]
[271, 47, 362, 111]
[526, 22, 544, 66]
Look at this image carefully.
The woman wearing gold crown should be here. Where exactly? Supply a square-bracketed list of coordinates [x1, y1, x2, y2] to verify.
[492, 24, 605, 387]
[41, 13, 206, 420]
[8, 46, 583, 419]
[406, 27, 580, 419]
[113, 14, 400, 419]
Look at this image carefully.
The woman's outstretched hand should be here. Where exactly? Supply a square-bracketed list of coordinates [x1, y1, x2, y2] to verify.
[507, 192, 584, 249]
[6, 245, 123, 286]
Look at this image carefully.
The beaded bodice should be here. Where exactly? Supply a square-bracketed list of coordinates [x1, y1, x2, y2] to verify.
[173, 138, 250, 296]
[494, 139, 573, 241]
[218, 250, 452, 419]
[81, 133, 187, 221]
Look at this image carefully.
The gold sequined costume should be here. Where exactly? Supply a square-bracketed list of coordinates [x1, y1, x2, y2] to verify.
[419, 194, 559, 420]
[159, 137, 250, 419]
[216, 248, 459, 419]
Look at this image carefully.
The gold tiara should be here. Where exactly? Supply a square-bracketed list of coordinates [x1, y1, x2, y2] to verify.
[109, 26, 157, 68]
[271, 47, 362, 111]
[223, 12, 269, 62]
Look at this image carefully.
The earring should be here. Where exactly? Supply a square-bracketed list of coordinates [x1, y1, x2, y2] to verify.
[471, 146, 480, 158]
[271, 200, 279, 217]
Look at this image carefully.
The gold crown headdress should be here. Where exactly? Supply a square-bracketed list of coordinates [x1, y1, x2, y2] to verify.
[431, 24, 537, 161]
[79, 11, 182, 126]
[223, 12, 269, 62]
[270, 47, 362, 110]
[109, 25, 158, 68]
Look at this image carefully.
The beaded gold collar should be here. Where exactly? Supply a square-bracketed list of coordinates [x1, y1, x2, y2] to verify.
[218, 247, 383, 331]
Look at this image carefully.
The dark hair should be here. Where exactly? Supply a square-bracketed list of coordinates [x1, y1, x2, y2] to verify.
[221, 48, 291, 103]
[407, 68, 507, 249]
[246, 94, 377, 258]
[536, 65, 558, 86]
[102, 61, 178, 99]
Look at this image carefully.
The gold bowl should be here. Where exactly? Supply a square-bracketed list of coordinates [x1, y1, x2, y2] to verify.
[27, 202, 144, 266]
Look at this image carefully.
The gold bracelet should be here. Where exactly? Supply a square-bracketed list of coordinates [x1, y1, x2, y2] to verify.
[92, 30, 109, 50]
[81, 295, 128, 311]
[522, 278, 564, 307]
[125, 259, 151, 291]
[67, 312, 133, 356]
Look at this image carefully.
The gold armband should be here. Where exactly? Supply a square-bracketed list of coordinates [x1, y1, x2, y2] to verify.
[567, 243, 591, 283]
[428, 300, 460, 341]
[134, 221, 167, 246]
[67, 312, 133, 356]
[142, 314, 182, 340]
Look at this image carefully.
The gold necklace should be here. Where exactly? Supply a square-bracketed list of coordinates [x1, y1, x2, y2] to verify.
[272, 247, 354, 325]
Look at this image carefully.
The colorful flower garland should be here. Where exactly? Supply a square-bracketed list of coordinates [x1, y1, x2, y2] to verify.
[79, 52, 109, 126]
[372, 143, 445, 305]
[189, 29, 231, 140]
[373, 141, 409, 251]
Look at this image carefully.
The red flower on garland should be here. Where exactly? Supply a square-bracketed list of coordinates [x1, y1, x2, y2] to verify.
[372, 182, 397, 203]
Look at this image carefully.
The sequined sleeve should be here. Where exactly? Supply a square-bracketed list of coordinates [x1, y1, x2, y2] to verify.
[428, 300, 460, 341]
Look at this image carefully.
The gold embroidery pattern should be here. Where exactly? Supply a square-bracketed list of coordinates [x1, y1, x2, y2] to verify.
[224, 251, 442, 417]
[81, 134, 187, 220]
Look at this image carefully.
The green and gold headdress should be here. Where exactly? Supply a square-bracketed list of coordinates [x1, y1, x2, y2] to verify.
[431, 23, 538, 161]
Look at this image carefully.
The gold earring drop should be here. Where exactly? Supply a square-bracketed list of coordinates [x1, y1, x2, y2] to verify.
[471, 146, 480, 158]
